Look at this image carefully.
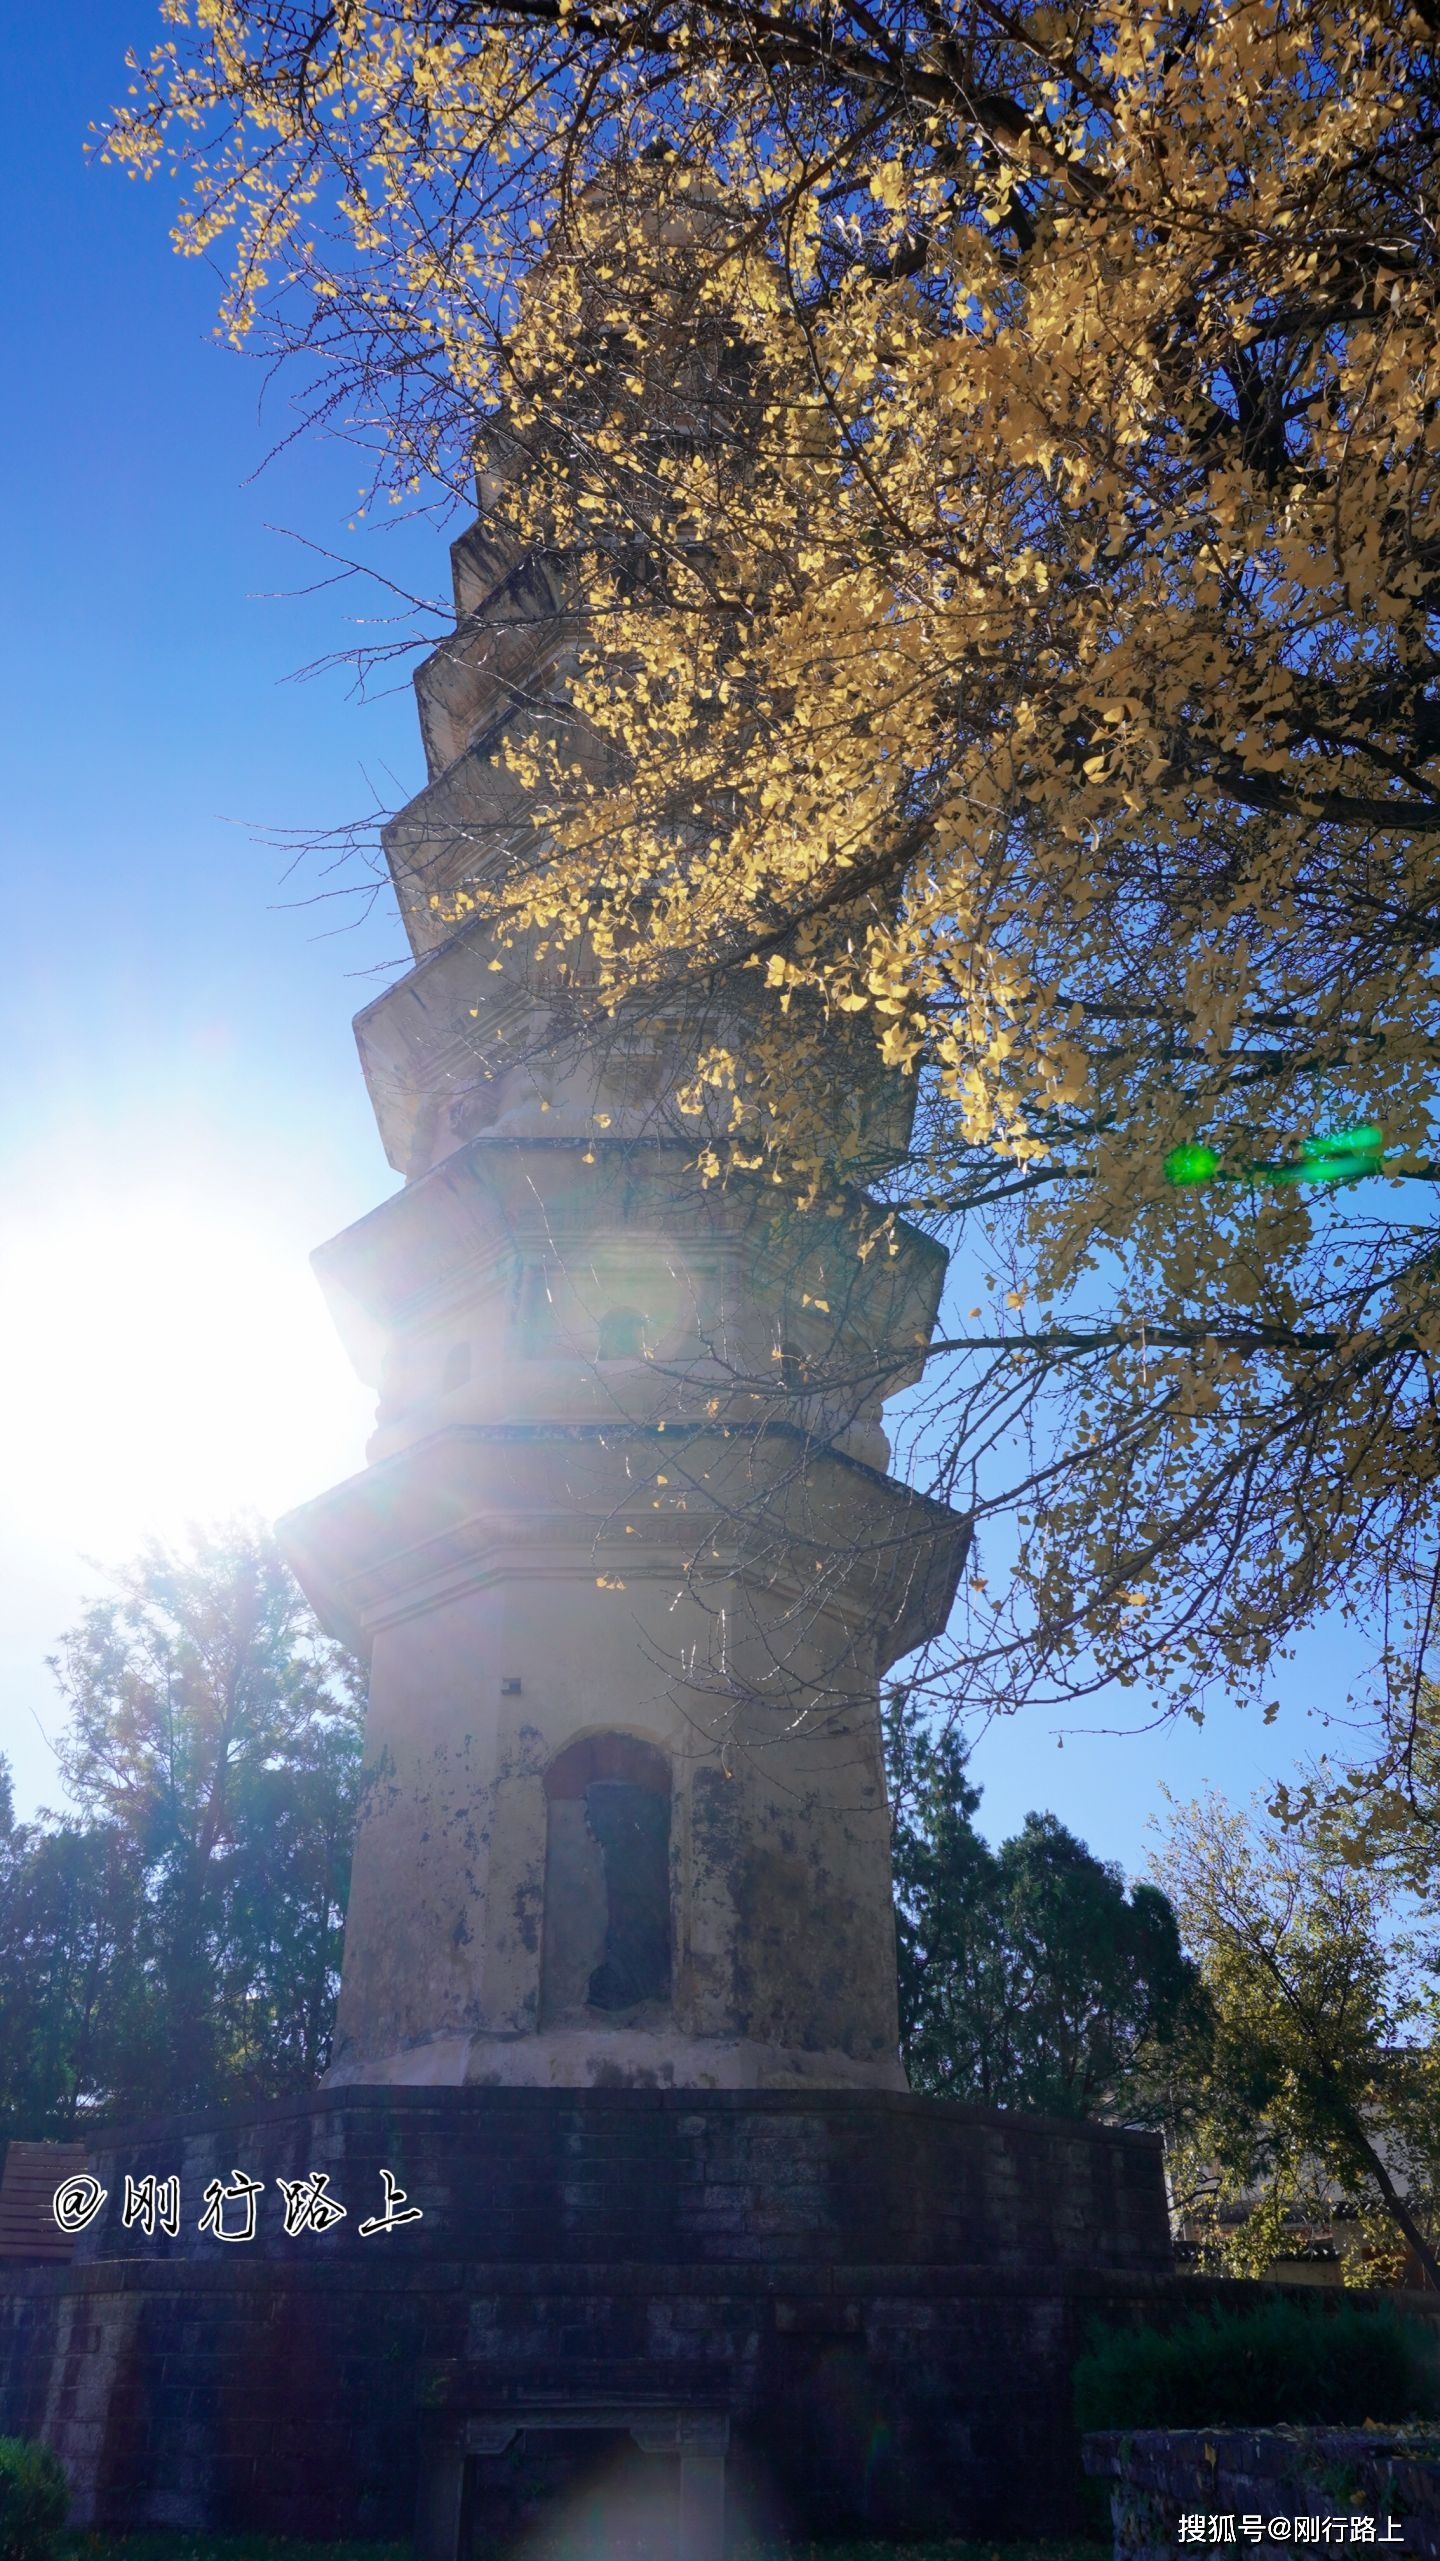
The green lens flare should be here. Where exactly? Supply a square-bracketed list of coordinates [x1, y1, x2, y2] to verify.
[1162, 1128, 1386, 1188]
[1297, 1127, 1385, 1182]
[1303, 1156, 1382, 1184]
[1163, 1143, 1221, 1185]
[1300, 1126, 1383, 1161]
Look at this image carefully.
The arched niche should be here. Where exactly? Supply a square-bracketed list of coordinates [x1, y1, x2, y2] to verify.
[540, 1734, 672, 2022]
[596, 1305, 649, 1361]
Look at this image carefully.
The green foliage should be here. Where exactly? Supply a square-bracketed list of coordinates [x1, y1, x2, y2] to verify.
[1157, 1790, 1440, 2288]
[1074, 2301, 1440, 2434]
[0, 1820, 152, 2142]
[884, 1692, 1201, 2118]
[0, 1526, 366, 2136]
[0, 2439, 68, 2561]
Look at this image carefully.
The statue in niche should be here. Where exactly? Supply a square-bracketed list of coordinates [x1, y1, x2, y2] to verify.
[540, 1735, 672, 2022]
[583, 1780, 671, 2009]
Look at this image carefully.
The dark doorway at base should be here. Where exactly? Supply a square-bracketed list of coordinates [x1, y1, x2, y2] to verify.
[466, 2429, 681, 2561]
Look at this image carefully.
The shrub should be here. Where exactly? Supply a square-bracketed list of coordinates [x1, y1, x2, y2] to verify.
[0, 2439, 67, 2561]
[1074, 2299, 1440, 2434]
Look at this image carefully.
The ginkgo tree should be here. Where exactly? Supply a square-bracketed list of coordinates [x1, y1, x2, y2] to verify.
[106, 0, 1440, 1732]
[1157, 1787, 1440, 2289]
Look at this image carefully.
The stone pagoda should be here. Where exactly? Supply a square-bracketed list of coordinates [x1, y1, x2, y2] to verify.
[0, 241, 1176, 2554]
[279, 405, 967, 2095]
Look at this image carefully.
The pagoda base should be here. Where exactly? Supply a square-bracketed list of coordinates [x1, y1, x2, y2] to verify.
[1, 2085, 1177, 2547]
[325, 2027, 908, 2092]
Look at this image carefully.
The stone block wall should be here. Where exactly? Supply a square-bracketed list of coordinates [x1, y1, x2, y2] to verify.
[1085, 2428, 1440, 2560]
[56, 2084, 1175, 2275]
[0, 2086, 1177, 2544]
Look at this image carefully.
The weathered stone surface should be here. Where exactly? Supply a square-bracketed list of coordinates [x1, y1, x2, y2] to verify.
[57, 2087, 1175, 2273]
[1084, 2426, 1440, 2560]
[282, 1100, 964, 2097]
[282, 1424, 962, 2093]
[0, 2087, 1177, 2543]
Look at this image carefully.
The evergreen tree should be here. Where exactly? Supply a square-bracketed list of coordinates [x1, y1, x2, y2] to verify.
[0, 1794, 150, 2137]
[0, 1526, 364, 2135]
[886, 1692, 1200, 2118]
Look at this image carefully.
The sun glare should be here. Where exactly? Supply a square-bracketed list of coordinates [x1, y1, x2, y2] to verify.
[0, 1191, 371, 1558]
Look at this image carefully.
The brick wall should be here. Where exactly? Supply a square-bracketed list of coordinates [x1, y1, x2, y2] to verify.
[0, 2086, 1176, 2542]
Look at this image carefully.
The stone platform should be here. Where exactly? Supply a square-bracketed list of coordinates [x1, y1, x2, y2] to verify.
[0, 2085, 1179, 2547]
[1084, 2427, 1440, 2559]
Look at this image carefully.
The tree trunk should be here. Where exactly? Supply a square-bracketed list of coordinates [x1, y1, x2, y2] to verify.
[1320, 2076, 1440, 2290]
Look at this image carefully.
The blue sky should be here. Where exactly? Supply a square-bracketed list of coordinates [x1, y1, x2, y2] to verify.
[0, 6, 1347, 1877]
